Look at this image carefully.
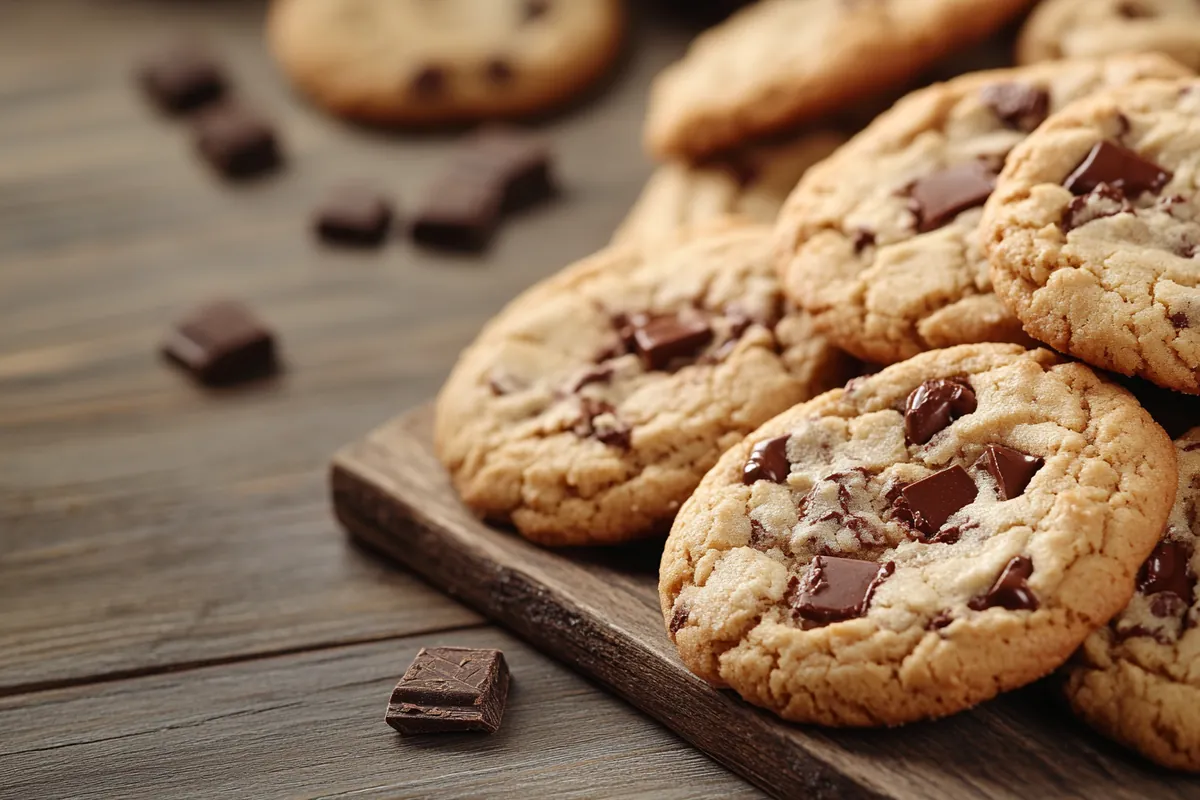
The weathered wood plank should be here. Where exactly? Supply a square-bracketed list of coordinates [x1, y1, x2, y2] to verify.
[331, 407, 1200, 800]
[0, 628, 762, 800]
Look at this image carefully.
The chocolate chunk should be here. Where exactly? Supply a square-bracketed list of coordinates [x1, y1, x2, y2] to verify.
[976, 444, 1043, 500]
[162, 299, 277, 386]
[385, 647, 510, 735]
[570, 364, 614, 392]
[969, 556, 1038, 611]
[1063, 141, 1172, 197]
[523, 0, 551, 21]
[899, 465, 977, 538]
[573, 397, 631, 449]
[742, 436, 790, 485]
[192, 103, 282, 180]
[313, 186, 394, 248]
[1118, 1, 1155, 18]
[928, 610, 954, 630]
[1061, 183, 1130, 232]
[749, 518, 770, 549]
[630, 315, 713, 370]
[904, 378, 977, 445]
[851, 228, 876, 253]
[980, 83, 1049, 132]
[411, 171, 503, 252]
[1172, 312, 1190, 329]
[485, 59, 515, 85]
[470, 127, 557, 214]
[908, 161, 996, 233]
[138, 43, 228, 114]
[668, 604, 689, 635]
[411, 66, 448, 98]
[790, 556, 894, 625]
[1138, 540, 1194, 605]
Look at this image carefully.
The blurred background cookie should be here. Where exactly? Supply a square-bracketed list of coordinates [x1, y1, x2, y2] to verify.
[266, 0, 626, 126]
[1018, 0, 1200, 70]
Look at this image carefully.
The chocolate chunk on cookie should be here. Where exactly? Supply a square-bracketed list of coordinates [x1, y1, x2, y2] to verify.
[984, 77, 1200, 394]
[434, 223, 851, 546]
[661, 344, 1174, 726]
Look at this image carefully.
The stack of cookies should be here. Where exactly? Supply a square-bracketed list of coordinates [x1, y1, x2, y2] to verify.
[433, 0, 1200, 773]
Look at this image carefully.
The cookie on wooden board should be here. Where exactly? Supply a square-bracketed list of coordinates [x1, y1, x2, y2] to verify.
[774, 54, 1192, 366]
[612, 130, 844, 246]
[1018, 0, 1200, 71]
[643, 0, 1036, 161]
[984, 77, 1200, 394]
[661, 344, 1175, 726]
[266, 0, 625, 125]
[1064, 427, 1200, 772]
[434, 223, 852, 546]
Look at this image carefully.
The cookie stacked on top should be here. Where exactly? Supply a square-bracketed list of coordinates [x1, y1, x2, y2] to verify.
[432, 0, 1200, 773]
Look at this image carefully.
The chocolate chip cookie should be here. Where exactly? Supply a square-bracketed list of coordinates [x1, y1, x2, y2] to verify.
[775, 55, 1191, 366]
[643, 0, 1036, 160]
[660, 344, 1175, 725]
[266, 0, 625, 125]
[1064, 428, 1199, 771]
[1018, 0, 1200, 71]
[984, 77, 1200, 394]
[613, 130, 844, 246]
[435, 223, 852, 546]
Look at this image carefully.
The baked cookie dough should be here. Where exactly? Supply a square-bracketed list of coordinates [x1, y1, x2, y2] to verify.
[984, 77, 1200, 394]
[266, 0, 625, 125]
[613, 130, 845, 246]
[775, 55, 1191, 365]
[643, 0, 1036, 160]
[1064, 427, 1200, 771]
[1018, 0, 1200, 71]
[435, 223, 851, 546]
[660, 344, 1175, 726]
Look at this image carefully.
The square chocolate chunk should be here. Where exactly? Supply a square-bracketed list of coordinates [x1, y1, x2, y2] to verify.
[138, 43, 228, 114]
[411, 172, 504, 252]
[467, 127, 557, 213]
[385, 647, 510, 735]
[314, 186, 395, 248]
[162, 299, 277, 386]
[192, 104, 282, 180]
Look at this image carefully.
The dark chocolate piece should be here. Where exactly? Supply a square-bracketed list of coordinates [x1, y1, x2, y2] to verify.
[570, 364, 614, 392]
[630, 315, 713, 370]
[469, 127, 557, 214]
[909, 161, 996, 232]
[1062, 183, 1130, 232]
[1137, 540, 1194, 605]
[899, 465, 977, 538]
[162, 299, 277, 385]
[314, 186, 394, 248]
[980, 83, 1050, 132]
[485, 59, 515, 84]
[1063, 140, 1172, 197]
[668, 604, 689, 636]
[385, 647, 510, 735]
[523, 0, 551, 21]
[1172, 312, 1190, 329]
[969, 555, 1038, 611]
[411, 171, 504, 252]
[789, 556, 894, 624]
[573, 397, 631, 449]
[742, 436, 790, 485]
[137, 43, 228, 114]
[411, 66, 448, 99]
[1118, 2, 1155, 18]
[904, 378, 977, 445]
[851, 228, 876, 253]
[192, 103, 282, 180]
[976, 444, 1043, 500]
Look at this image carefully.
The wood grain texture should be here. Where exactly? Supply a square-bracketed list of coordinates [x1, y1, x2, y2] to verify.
[0, 627, 761, 800]
[332, 407, 1200, 800]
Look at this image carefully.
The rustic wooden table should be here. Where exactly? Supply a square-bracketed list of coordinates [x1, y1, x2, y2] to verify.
[0, 2, 763, 797]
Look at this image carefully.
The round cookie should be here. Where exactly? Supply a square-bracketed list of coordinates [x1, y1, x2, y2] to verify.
[660, 344, 1175, 726]
[266, 0, 625, 126]
[984, 77, 1200, 394]
[774, 55, 1192, 366]
[1064, 428, 1200, 771]
[643, 0, 1036, 161]
[613, 130, 845, 246]
[1018, 0, 1200, 71]
[435, 223, 852, 546]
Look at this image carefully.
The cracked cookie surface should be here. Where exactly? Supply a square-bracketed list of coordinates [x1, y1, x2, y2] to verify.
[1064, 427, 1200, 772]
[1018, 0, 1200, 71]
[613, 130, 844, 246]
[984, 77, 1200, 394]
[643, 0, 1034, 161]
[660, 344, 1175, 725]
[435, 223, 851, 546]
[774, 54, 1191, 366]
[266, 0, 624, 125]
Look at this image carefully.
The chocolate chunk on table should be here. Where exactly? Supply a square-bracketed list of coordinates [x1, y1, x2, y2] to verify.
[192, 103, 282, 180]
[411, 171, 504, 252]
[314, 186, 395, 248]
[385, 647, 510, 735]
[137, 42, 228, 114]
[161, 299, 278, 386]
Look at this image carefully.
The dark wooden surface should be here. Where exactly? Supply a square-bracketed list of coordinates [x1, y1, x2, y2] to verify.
[0, 1, 765, 797]
[332, 407, 1200, 800]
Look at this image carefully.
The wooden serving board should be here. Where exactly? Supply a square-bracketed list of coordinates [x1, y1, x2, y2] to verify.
[330, 406, 1198, 800]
